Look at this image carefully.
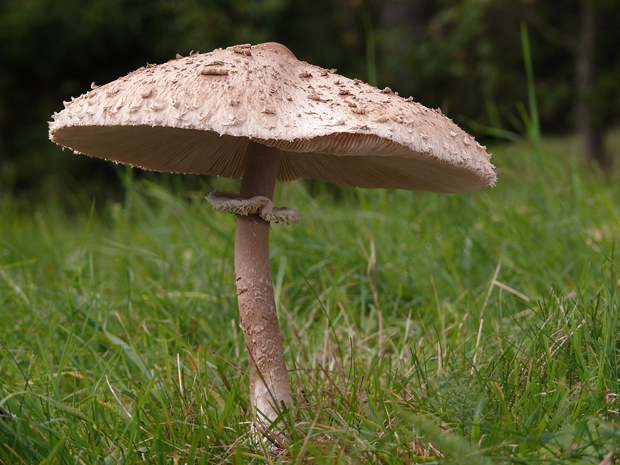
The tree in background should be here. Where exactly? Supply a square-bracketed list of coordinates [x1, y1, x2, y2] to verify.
[0, 0, 618, 197]
[575, 0, 610, 171]
[374, 0, 619, 169]
[526, 0, 618, 171]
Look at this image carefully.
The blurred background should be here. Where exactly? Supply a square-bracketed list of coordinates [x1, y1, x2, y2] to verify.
[1, 0, 619, 201]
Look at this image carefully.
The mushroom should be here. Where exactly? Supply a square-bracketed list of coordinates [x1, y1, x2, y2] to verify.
[49, 42, 496, 435]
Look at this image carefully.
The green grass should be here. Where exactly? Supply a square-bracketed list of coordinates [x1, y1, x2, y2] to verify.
[1, 132, 619, 464]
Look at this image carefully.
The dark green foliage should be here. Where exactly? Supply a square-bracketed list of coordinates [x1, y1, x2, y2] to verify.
[2, 0, 620, 197]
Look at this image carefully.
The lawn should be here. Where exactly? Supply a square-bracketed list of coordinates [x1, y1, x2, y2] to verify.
[0, 132, 619, 464]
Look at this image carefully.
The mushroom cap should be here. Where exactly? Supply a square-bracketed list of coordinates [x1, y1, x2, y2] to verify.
[49, 43, 496, 193]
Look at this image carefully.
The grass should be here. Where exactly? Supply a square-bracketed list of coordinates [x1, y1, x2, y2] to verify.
[1, 131, 619, 464]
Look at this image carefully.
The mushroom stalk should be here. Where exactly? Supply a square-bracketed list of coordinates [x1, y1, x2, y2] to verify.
[235, 141, 293, 425]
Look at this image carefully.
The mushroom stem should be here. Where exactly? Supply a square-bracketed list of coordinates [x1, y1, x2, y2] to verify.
[235, 141, 293, 427]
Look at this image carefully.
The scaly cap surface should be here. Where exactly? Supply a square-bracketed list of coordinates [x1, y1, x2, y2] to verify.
[50, 43, 496, 193]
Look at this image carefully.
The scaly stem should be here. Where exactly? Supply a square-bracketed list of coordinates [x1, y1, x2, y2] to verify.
[235, 141, 293, 425]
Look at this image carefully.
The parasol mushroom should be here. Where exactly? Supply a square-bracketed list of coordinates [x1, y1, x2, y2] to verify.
[49, 42, 496, 434]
